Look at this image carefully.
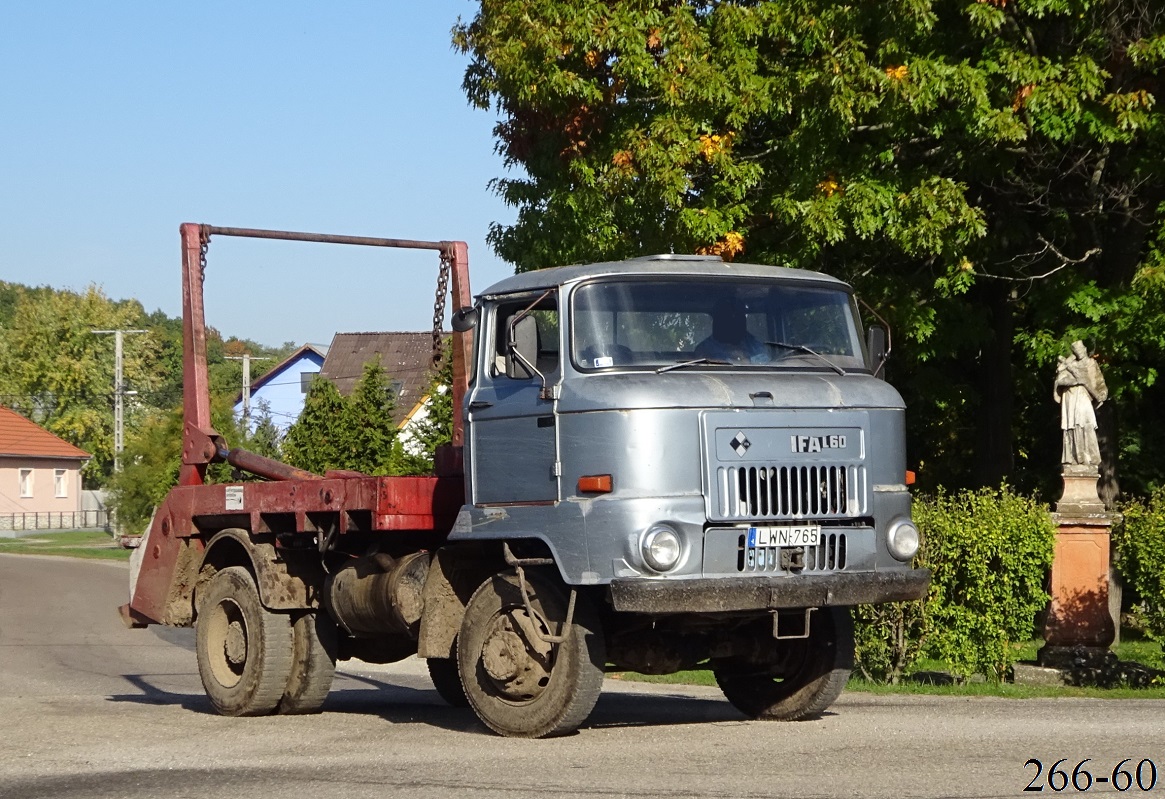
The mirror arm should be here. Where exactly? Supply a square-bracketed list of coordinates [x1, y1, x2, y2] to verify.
[507, 290, 553, 396]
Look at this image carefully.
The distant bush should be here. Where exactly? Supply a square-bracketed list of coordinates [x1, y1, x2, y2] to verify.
[1114, 487, 1165, 641]
[854, 487, 1056, 682]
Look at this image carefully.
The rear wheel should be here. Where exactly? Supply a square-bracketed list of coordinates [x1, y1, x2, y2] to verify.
[427, 653, 469, 707]
[196, 566, 293, 716]
[457, 572, 604, 738]
[713, 607, 853, 721]
[277, 611, 337, 714]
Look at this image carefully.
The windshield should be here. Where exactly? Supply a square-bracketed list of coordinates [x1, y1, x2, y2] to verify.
[571, 278, 866, 371]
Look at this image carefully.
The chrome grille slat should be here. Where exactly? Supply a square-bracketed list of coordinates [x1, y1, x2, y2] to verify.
[715, 463, 867, 521]
[737, 532, 849, 573]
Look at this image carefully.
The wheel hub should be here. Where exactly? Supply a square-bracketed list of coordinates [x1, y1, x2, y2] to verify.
[224, 619, 247, 666]
[479, 610, 551, 701]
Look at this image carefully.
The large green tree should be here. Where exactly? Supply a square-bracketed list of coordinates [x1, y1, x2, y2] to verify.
[0, 284, 160, 484]
[456, 0, 1165, 498]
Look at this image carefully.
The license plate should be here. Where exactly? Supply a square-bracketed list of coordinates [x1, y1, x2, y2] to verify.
[747, 524, 821, 548]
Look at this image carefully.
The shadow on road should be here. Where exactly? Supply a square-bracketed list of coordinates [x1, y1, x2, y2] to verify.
[106, 674, 214, 713]
[106, 668, 750, 735]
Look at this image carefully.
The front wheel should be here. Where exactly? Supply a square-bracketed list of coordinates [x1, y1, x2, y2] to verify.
[713, 607, 853, 721]
[457, 572, 605, 738]
[195, 566, 294, 716]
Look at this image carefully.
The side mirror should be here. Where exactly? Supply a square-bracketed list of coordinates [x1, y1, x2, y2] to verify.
[866, 325, 888, 379]
[507, 314, 539, 380]
[451, 306, 479, 333]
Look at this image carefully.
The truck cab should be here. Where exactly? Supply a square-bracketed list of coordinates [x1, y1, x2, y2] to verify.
[444, 255, 928, 732]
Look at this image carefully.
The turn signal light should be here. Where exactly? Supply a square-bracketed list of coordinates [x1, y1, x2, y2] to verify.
[905, 470, 917, 486]
[578, 474, 613, 494]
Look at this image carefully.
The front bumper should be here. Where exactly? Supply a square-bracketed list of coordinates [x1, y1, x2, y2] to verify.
[608, 569, 930, 614]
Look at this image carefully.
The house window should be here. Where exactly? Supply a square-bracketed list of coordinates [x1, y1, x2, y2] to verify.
[19, 469, 33, 498]
[55, 469, 67, 498]
[300, 372, 319, 393]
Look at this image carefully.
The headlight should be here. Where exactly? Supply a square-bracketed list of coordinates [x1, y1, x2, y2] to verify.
[641, 525, 682, 572]
[886, 518, 920, 561]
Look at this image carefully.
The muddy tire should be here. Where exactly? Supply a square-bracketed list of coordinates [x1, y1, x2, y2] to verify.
[277, 611, 337, 715]
[427, 654, 469, 707]
[457, 572, 604, 738]
[713, 607, 854, 721]
[196, 566, 294, 716]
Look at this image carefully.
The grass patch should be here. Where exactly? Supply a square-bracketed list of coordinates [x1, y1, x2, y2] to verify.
[611, 669, 1165, 698]
[1114, 635, 1165, 671]
[609, 670, 719, 687]
[848, 678, 1165, 699]
[0, 530, 131, 561]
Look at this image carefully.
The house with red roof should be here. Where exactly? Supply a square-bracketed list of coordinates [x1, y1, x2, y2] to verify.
[0, 406, 90, 516]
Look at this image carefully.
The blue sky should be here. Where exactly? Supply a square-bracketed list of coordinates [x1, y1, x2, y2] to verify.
[0, 1, 516, 347]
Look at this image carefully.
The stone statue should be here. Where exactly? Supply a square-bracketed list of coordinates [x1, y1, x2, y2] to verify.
[1053, 341, 1108, 466]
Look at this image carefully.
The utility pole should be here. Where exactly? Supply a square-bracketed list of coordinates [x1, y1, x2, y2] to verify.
[92, 329, 147, 473]
[226, 354, 270, 428]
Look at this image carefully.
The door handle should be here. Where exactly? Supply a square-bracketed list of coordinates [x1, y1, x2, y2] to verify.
[469, 401, 493, 409]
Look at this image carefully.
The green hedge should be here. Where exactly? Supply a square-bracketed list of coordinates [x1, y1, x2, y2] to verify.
[854, 487, 1056, 682]
[1114, 487, 1165, 641]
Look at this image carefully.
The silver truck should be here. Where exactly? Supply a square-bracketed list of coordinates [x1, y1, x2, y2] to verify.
[124, 226, 928, 740]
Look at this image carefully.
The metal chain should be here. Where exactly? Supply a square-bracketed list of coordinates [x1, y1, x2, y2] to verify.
[198, 226, 210, 285]
[432, 252, 451, 368]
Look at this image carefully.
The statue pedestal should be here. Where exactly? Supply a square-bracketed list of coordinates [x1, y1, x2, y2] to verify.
[1038, 466, 1115, 669]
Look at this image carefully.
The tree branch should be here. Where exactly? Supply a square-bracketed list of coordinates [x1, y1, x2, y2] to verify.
[974, 236, 1102, 282]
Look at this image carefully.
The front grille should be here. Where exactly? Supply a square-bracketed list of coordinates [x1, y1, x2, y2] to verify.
[807, 532, 847, 571]
[736, 532, 849, 573]
[714, 464, 867, 521]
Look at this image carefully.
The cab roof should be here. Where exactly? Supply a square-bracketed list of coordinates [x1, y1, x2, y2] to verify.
[478, 254, 850, 298]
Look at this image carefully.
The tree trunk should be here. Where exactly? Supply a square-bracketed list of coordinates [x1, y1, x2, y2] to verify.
[973, 286, 1015, 487]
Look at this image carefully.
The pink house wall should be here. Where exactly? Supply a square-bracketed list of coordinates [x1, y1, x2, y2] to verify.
[0, 457, 84, 514]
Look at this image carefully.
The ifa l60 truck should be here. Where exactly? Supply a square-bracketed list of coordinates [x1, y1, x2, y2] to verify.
[121, 223, 928, 738]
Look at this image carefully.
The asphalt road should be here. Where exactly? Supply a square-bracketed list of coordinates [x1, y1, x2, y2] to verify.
[1, 553, 1163, 799]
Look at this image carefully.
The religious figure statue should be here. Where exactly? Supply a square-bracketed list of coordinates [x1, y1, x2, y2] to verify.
[1053, 341, 1108, 466]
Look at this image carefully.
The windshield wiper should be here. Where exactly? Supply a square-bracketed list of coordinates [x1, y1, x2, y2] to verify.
[655, 357, 731, 374]
[766, 341, 846, 376]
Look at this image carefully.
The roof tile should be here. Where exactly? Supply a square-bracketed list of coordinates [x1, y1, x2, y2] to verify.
[0, 406, 90, 459]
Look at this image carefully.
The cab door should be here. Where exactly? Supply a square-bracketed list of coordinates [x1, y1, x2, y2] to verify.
[467, 292, 560, 505]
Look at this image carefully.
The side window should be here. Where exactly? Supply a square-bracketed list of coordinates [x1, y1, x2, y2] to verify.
[491, 292, 559, 380]
[55, 469, 67, 498]
[19, 468, 33, 498]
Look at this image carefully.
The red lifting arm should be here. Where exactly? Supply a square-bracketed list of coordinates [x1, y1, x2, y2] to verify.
[177, 223, 473, 483]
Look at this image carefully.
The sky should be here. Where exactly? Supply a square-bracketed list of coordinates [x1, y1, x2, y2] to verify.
[0, 2, 516, 348]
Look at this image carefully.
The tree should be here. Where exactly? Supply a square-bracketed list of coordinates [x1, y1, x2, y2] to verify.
[282, 376, 350, 475]
[105, 396, 251, 534]
[282, 360, 400, 476]
[345, 359, 399, 476]
[455, 0, 1165, 497]
[246, 400, 283, 461]
[0, 284, 159, 485]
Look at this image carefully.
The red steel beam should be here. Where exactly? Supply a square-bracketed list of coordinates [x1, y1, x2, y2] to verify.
[445, 240, 472, 448]
[179, 223, 217, 486]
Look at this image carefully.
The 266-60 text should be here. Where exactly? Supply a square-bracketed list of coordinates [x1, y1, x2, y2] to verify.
[1025, 759, 1158, 792]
